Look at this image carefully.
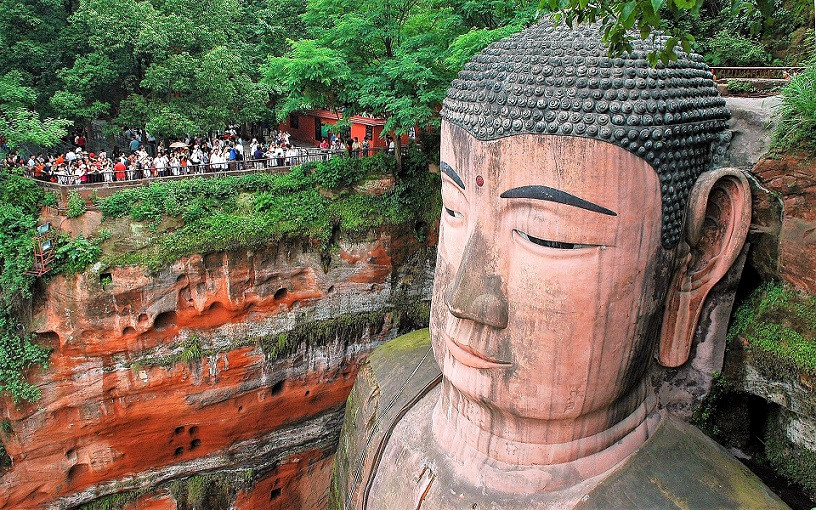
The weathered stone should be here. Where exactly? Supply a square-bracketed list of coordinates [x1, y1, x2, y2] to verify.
[0, 226, 435, 509]
[749, 153, 816, 293]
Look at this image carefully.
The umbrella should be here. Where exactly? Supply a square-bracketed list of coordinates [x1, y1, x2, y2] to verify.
[169, 141, 188, 148]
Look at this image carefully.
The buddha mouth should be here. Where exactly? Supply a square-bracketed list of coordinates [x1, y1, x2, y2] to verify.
[446, 337, 511, 369]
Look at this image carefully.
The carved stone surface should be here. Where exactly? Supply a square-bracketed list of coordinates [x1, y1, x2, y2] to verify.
[332, 20, 781, 510]
[441, 21, 731, 247]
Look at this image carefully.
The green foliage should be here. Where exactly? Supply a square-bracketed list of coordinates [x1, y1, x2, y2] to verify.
[267, 0, 536, 138]
[0, 170, 51, 403]
[51, 0, 276, 136]
[66, 191, 86, 218]
[97, 151, 439, 271]
[75, 491, 141, 510]
[169, 472, 248, 510]
[42, 192, 58, 207]
[774, 64, 816, 154]
[0, 70, 69, 152]
[55, 235, 103, 274]
[0, 316, 50, 403]
[706, 30, 771, 66]
[178, 337, 203, 364]
[728, 282, 816, 378]
[725, 79, 758, 94]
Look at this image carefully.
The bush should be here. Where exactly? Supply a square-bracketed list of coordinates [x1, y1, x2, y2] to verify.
[66, 191, 86, 218]
[774, 65, 816, 154]
[95, 149, 440, 270]
[55, 235, 103, 274]
[0, 316, 50, 403]
[725, 80, 756, 94]
[706, 31, 772, 67]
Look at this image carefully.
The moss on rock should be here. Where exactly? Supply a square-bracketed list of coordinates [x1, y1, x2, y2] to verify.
[728, 282, 816, 379]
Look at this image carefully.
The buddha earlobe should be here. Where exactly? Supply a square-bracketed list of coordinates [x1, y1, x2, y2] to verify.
[658, 168, 752, 368]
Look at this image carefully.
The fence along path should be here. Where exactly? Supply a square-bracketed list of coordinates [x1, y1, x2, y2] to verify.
[28, 147, 397, 192]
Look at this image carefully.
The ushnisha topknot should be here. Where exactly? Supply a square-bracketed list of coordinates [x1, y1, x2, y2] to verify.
[441, 21, 731, 248]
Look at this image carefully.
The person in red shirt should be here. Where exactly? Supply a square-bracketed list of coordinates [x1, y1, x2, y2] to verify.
[114, 159, 126, 181]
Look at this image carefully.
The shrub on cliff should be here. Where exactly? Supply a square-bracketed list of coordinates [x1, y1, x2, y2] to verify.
[96, 149, 440, 270]
[0, 170, 52, 403]
[66, 191, 86, 218]
[774, 64, 816, 154]
[0, 316, 49, 403]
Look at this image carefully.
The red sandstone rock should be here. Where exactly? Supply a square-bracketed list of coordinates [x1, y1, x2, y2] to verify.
[0, 226, 434, 509]
[123, 491, 177, 510]
[234, 449, 334, 510]
[750, 153, 816, 293]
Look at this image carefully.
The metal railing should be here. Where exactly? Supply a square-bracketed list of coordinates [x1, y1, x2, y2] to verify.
[24, 146, 399, 188]
[710, 67, 806, 80]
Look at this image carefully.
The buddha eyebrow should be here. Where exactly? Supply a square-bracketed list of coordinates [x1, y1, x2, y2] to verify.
[500, 185, 617, 216]
[440, 161, 465, 190]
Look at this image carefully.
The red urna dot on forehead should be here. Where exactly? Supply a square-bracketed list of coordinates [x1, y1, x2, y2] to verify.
[476, 175, 484, 187]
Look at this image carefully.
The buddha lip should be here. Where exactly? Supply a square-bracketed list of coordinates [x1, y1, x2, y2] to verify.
[446, 338, 511, 369]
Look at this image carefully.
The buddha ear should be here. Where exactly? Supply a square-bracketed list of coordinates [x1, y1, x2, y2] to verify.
[658, 168, 752, 368]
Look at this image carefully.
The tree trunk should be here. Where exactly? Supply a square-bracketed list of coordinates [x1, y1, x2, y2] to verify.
[394, 135, 402, 175]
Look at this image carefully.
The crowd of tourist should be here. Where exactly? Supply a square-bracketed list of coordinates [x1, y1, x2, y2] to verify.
[3, 128, 388, 185]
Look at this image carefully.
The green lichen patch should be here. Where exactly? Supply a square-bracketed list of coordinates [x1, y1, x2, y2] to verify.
[76, 491, 142, 510]
[76, 470, 256, 510]
[728, 282, 816, 379]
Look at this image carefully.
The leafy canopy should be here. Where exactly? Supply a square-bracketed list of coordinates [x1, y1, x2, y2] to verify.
[265, 0, 537, 137]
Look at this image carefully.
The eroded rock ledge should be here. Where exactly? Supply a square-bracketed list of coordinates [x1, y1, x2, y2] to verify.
[0, 225, 435, 509]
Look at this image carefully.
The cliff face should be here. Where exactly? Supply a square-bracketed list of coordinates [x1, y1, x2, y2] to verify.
[0, 226, 435, 509]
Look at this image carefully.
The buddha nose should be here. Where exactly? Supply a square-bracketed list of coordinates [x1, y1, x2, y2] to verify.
[444, 229, 509, 329]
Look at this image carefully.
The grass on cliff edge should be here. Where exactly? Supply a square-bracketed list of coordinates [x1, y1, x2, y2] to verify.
[95, 147, 440, 271]
[773, 63, 816, 156]
[728, 281, 816, 378]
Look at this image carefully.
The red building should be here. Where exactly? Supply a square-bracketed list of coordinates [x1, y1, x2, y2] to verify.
[278, 110, 414, 147]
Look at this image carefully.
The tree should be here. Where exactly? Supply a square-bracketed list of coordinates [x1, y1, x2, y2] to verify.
[265, 0, 537, 170]
[51, 0, 276, 139]
[0, 71, 69, 153]
[541, 0, 780, 65]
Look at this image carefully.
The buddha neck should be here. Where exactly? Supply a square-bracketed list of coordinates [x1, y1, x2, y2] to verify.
[430, 377, 660, 493]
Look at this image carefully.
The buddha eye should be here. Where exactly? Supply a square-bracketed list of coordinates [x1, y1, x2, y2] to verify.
[445, 207, 463, 219]
[514, 230, 599, 250]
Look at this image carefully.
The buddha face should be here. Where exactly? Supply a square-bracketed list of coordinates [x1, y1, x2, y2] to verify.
[431, 121, 675, 423]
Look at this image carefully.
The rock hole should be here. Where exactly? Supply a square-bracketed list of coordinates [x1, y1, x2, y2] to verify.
[291, 300, 300, 308]
[305, 390, 310, 397]
[138, 313, 149, 324]
[174, 426, 184, 435]
[274, 288, 288, 301]
[327, 285, 335, 294]
[208, 301, 226, 312]
[188, 426, 199, 436]
[270, 488, 281, 501]
[65, 448, 76, 460]
[153, 311, 177, 330]
[190, 439, 201, 450]
[173, 447, 184, 456]
[122, 326, 136, 336]
[270, 380, 284, 396]
[37, 331, 60, 347]
[99, 272, 112, 285]
[237, 405, 244, 413]
[176, 274, 189, 284]
[66, 463, 89, 482]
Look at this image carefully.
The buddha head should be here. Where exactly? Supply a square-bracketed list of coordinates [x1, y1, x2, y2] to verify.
[429, 22, 751, 485]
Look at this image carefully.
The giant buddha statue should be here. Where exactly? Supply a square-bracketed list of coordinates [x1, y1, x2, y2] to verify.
[330, 21, 788, 510]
